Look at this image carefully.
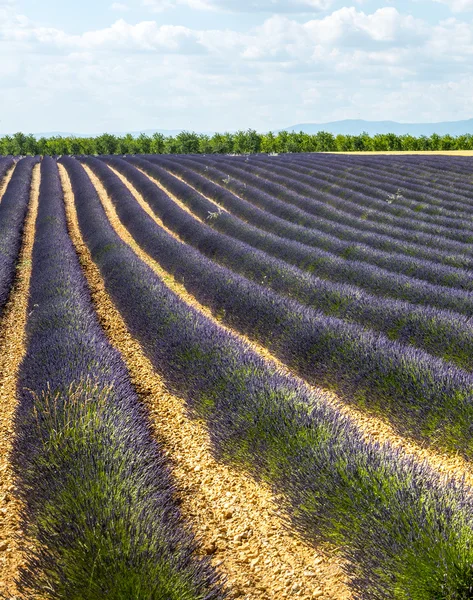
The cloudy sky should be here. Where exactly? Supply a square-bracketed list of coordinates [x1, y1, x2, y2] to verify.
[0, 0, 471, 133]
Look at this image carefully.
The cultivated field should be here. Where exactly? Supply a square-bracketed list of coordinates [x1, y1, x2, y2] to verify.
[1, 152, 473, 599]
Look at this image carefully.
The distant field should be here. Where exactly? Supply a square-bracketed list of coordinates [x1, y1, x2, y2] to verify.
[331, 150, 473, 155]
[2, 152, 473, 599]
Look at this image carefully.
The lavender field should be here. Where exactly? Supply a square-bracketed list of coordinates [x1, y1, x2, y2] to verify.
[1, 153, 473, 599]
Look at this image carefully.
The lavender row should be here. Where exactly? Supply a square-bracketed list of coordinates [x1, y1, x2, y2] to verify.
[257, 153, 473, 212]
[0, 156, 38, 313]
[300, 153, 473, 207]
[176, 153, 473, 250]
[0, 156, 14, 191]
[186, 155, 473, 241]
[106, 156, 473, 371]
[247, 152, 473, 221]
[88, 156, 473, 458]
[292, 154, 473, 209]
[149, 155, 473, 291]
[155, 154, 473, 269]
[12, 157, 224, 600]
[134, 157, 473, 316]
[63, 155, 473, 599]
[325, 154, 473, 191]
[249, 154, 473, 218]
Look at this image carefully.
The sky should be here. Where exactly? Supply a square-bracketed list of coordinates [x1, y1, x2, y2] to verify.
[0, 0, 472, 133]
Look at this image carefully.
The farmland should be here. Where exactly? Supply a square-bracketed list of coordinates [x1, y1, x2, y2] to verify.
[2, 153, 473, 599]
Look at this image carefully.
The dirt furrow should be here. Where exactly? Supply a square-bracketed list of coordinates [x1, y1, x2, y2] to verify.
[118, 164, 473, 489]
[0, 164, 39, 599]
[0, 165, 17, 205]
[62, 165, 351, 599]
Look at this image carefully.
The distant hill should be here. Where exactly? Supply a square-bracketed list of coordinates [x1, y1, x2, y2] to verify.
[28, 129, 187, 138]
[4, 120, 473, 138]
[282, 119, 473, 136]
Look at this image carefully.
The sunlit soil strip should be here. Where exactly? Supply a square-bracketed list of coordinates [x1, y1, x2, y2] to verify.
[0, 165, 17, 205]
[108, 166, 201, 242]
[65, 163, 352, 599]
[0, 164, 39, 598]
[117, 163, 473, 490]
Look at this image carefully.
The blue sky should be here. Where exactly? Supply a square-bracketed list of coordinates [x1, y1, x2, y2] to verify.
[1, 0, 472, 133]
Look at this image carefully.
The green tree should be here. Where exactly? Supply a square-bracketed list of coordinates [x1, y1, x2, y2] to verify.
[209, 132, 234, 154]
[137, 133, 152, 154]
[150, 133, 166, 154]
[260, 131, 278, 153]
[174, 131, 201, 154]
[335, 134, 353, 152]
[117, 134, 139, 154]
[198, 134, 213, 154]
[400, 135, 419, 151]
[95, 133, 119, 155]
[430, 133, 441, 151]
[233, 129, 262, 154]
[314, 131, 336, 152]
[439, 134, 456, 150]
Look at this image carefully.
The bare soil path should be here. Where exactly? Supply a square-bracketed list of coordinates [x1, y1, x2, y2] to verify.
[0, 165, 16, 205]
[0, 164, 39, 599]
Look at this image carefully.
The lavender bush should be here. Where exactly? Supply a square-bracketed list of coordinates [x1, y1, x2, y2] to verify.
[12, 157, 225, 600]
[0, 156, 38, 312]
[105, 156, 473, 371]
[61, 155, 473, 599]
[131, 157, 473, 315]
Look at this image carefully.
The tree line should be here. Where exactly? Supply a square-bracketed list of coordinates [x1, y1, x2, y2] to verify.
[2, 129, 473, 155]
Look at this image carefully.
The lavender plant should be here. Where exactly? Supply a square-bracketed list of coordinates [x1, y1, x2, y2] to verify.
[250, 153, 473, 218]
[145, 155, 473, 291]
[85, 156, 473, 457]
[0, 156, 38, 312]
[105, 155, 473, 372]
[167, 154, 473, 260]
[130, 157, 473, 316]
[12, 157, 225, 600]
[213, 153, 473, 229]
[61, 155, 473, 599]
[197, 154, 473, 239]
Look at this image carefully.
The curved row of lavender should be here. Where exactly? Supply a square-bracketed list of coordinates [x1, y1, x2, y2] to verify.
[135, 157, 473, 316]
[0, 156, 14, 189]
[313, 154, 473, 195]
[271, 153, 473, 206]
[180, 156, 473, 244]
[106, 156, 473, 371]
[287, 152, 473, 200]
[151, 153, 473, 273]
[0, 156, 38, 312]
[83, 156, 473, 457]
[12, 157, 224, 600]
[160, 154, 473, 269]
[242, 155, 473, 232]
[248, 153, 473, 218]
[150, 155, 473, 289]
[210, 153, 473, 231]
[62, 155, 473, 599]
[172, 154, 473, 258]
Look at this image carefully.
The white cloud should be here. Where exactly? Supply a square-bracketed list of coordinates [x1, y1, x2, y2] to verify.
[111, 2, 130, 10]
[433, 0, 473, 12]
[142, 0, 333, 13]
[0, 3, 473, 132]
